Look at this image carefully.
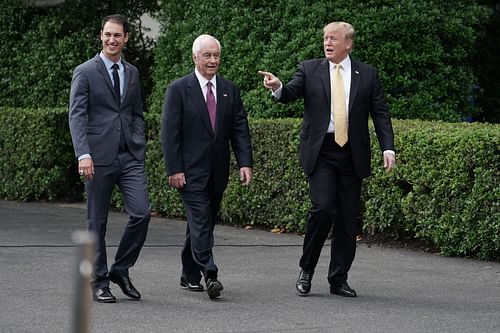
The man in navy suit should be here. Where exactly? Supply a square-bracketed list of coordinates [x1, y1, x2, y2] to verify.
[69, 14, 150, 303]
[161, 34, 253, 299]
[259, 21, 395, 297]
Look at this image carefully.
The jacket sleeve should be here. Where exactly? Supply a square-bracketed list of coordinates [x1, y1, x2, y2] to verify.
[230, 85, 253, 168]
[68, 66, 90, 159]
[161, 81, 184, 175]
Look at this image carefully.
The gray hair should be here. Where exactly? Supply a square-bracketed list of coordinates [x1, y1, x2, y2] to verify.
[192, 34, 221, 54]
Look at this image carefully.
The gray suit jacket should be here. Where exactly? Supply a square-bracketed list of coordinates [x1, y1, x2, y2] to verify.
[69, 54, 146, 166]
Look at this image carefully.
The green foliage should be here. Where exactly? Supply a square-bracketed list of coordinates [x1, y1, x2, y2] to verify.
[151, 0, 493, 122]
[1, 108, 498, 260]
[0, 0, 158, 108]
[221, 119, 310, 232]
[363, 120, 500, 260]
[2, 1, 498, 123]
[0, 107, 79, 200]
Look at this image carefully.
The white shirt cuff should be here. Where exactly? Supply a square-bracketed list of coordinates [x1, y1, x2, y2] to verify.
[271, 83, 283, 99]
[78, 154, 91, 161]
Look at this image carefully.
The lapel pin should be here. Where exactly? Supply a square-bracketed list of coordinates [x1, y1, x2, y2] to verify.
[223, 93, 228, 97]
[355, 70, 360, 74]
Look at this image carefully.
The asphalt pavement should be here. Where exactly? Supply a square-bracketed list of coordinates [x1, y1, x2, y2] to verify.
[0, 200, 499, 333]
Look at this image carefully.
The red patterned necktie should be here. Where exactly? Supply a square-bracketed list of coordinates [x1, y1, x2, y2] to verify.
[206, 81, 216, 129]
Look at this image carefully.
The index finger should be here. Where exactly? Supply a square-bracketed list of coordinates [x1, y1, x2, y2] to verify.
[258, 70, 273, 77]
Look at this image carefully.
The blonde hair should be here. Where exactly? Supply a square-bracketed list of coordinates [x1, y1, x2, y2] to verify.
[323, 21, 355, 52]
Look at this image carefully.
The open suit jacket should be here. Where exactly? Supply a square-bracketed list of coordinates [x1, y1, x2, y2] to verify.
[280, 57, 394, 178]
[161, 72, 253, 192]
[69, 54, 146, 165]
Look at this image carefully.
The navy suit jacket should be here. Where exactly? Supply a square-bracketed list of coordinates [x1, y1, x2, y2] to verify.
[279, 57, 394, 178]
[161, 72, 253, 192]
[69, 54, 146, 166]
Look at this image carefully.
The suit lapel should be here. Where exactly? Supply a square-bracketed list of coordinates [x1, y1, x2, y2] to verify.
[94, 55, 116, 99]
[319, 59, 331, 108]
[122, 61, 132, 106]
[214, 77, 226, 139]
[188, 73, 214, 135]
[349, 58, 360, 115]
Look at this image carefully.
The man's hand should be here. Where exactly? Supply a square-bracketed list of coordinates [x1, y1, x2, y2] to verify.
[78, 158, 94, 181]
[169, 172, 186, 189]
[383, 152, 396, 172]
[258, 71, 281, 91]
[239, 167, 253, 186]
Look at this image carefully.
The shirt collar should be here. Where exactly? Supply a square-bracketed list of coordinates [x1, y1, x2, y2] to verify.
[329, 56, 351, 73]
[195, 68, 216, 89]
[99, 52, 123, 71]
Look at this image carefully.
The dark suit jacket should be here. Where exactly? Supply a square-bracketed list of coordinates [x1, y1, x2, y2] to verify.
[161, 72, 253, 193]
[279, 57, 394, 178]
[69, 54, 146, 166]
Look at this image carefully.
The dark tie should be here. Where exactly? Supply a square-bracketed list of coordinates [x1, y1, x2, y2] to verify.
[112, 63, 121, 106]
[112, 63, 126, 148]
[206, 81, 216, 129]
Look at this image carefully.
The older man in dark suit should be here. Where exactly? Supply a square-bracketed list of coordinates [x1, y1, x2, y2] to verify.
[161, 34, 253, 299]
[69, 14, 150, 303]
[259, 21, 395, 297]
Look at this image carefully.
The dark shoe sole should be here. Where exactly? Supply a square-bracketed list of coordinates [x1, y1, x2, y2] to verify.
[207, 281, 224, 299]
[180, 281, 204, 292]
[93, 297, 116, 303]
[330, 289, 357, 297]
[109, 274, 141, 300]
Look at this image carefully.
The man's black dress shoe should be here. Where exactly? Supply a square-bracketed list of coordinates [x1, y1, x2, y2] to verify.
[93, 288, 116, 303]
[296, 269, 313, 296]
[206, 278, 224, 299]
[109, 273, 141, 300]
[330, 282, 357, 297]
[180, 276, 204, 291]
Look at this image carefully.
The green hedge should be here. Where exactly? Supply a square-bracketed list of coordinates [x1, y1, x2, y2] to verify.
[364, 121, 500, 260]
[151, 0, 492, 122]
[0, 0, 158, 108]
[0, 107, 79, 200]
[1, 107, 498, 260]
[2, 1, 499, 123]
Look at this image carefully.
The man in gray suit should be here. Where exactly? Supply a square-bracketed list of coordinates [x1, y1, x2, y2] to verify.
[69, 14, 150, 303]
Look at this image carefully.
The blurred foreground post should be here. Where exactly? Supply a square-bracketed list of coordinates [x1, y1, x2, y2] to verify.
[72, 231, 95, 333]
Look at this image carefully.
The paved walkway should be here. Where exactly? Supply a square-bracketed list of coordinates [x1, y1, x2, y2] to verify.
[0, 200, 499, 332]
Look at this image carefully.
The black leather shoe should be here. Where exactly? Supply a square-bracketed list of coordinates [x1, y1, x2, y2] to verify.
[109, 273, 141, 300]
[330, 282, 357, 297]
[180, 276, 204, 291]
[93, 288, 116, 303]
[296, 269, 313, 296]
[206, 278, 224, 299]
